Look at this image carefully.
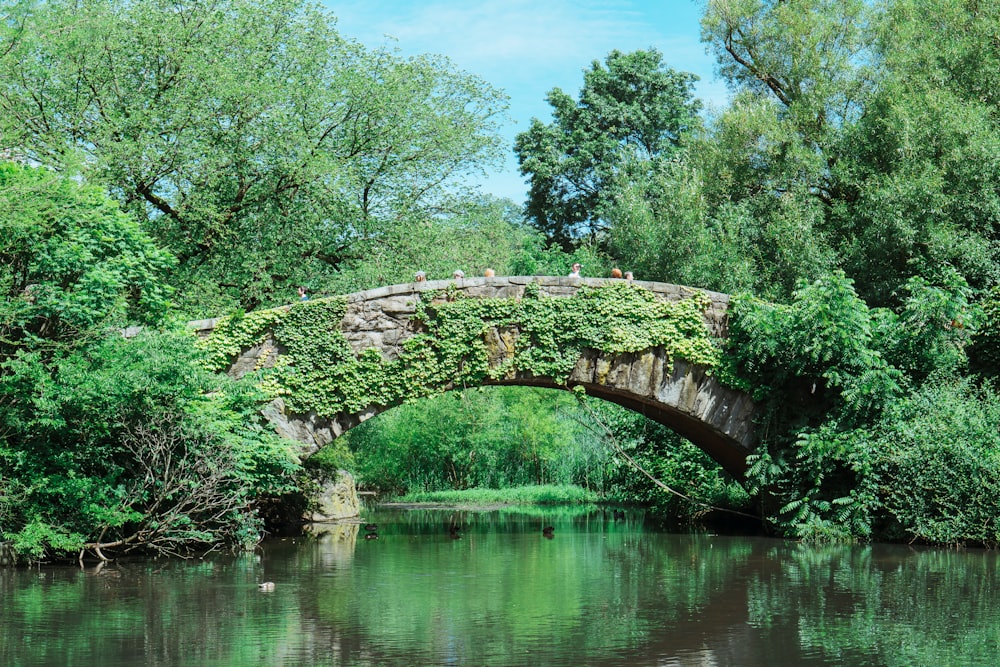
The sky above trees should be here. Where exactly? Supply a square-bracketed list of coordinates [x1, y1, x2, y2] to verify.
[328, 0, 728, 202]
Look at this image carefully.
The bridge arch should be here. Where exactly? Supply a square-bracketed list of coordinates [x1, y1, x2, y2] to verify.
[194, 277, 758, 477]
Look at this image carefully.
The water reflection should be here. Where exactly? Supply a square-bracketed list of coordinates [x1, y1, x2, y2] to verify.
[306, 521, 359, 567]
[3, 508, 1000, 666]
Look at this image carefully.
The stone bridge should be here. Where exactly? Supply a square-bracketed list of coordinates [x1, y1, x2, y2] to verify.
[193, 276, 758, 477]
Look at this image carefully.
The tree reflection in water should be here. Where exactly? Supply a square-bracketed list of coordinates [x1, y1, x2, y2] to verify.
[2, 509, 1000, 666]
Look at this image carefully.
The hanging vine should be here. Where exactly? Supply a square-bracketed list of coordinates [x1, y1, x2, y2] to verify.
[197, 282, 725, 418]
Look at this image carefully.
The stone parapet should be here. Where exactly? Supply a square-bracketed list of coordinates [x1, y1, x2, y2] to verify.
[335, 277, 729, 357]
[200, 277, 729, 359]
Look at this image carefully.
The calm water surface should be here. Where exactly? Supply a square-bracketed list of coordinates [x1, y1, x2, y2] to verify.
[3, 506, 1000, 666]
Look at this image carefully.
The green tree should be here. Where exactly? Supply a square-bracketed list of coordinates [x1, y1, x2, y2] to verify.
[874, 269, 977, 383]
[514, 48, 701, 248]
[0, 329, 300, 562]
[729, 272, 904, 424]
[698, 0, 1000, 305]
[604, 144, 836, 298]
[969, 287, 1000, 380]
[701, 0, 870, 141]
[831, 2, 1000, 303]
[316, 193, 612, 296]
[0, 0, 507, 313]
[730, 269, 992, 543]
[346, 387, 605, 496]
[0, 162, 174, 360]
[599, 4, 858, 297]
[0, 163, 298, 562]
[326, 196, 539, 291]
[876, 378, 1000, 546]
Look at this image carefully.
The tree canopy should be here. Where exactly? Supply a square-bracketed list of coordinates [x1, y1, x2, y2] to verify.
[0, 165, 298, 561]
[591, 1, 1000, 305]
[0, 0, 508, 312]
[514, 48, 701, 248]
[695, 0, 1000, 304]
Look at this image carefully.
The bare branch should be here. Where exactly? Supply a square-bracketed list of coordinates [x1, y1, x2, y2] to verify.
[81, 413, 260, 560]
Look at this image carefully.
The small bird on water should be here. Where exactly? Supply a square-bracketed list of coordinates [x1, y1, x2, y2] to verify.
[258, 582, 275, 592]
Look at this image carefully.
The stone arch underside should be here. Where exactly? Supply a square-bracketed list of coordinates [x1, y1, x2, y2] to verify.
[204, 277, 759, 479]
[262, 353, 754, 478]
[494, 355, 757, 479]
[264, 358, 755, 478]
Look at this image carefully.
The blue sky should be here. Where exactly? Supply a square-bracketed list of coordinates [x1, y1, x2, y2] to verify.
[327, 1, 727, 203]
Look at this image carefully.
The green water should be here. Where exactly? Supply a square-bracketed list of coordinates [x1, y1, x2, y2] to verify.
[3, 506, 1000, 666]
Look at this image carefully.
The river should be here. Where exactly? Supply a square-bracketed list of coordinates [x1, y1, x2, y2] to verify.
[3, 505, 999, 666]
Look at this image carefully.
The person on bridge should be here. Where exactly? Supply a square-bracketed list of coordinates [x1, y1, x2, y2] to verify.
[568, 263, 582, 278]
[297, 286, 309, 301]
[610, 267, 623, 278]
[453, 269, 465, 280]
[483, 268, 495, 277]
[414, 271, 426, 282]
[624, 271, 634, 282]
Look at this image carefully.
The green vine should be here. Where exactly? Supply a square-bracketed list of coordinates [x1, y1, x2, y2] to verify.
[198, 282, 723, 419]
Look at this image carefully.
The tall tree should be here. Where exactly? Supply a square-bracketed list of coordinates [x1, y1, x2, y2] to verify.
[830, 0, 1000, 303]
[604, 96, 840, 299]
[695, 0, 1000, 544]
[514, 48, 701, 248]
[0, 0, 507, 313]
[699, 0, 1000, 305]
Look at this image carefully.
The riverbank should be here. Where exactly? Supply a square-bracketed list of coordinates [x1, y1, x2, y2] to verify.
[384, 484, 601, 506]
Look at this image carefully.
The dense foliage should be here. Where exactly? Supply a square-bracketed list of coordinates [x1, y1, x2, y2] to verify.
[1, 329, 299, 561]
[345, 387, 604, 496]
[198, 282, 719, 418]
[969, 287, 1000, 378]
[677, 0, 1000, 545]
[0, 0, 508, 313]
[0, 163, 174, 355]
[0, 164, 298, 561]
[728, 271, 999, 544]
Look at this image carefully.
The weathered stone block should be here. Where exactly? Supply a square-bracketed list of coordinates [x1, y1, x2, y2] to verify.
[484, 325, 519, 375]
[377, 297, 417, 315]
[629, 350, 658, 397]
[229, 337, 279, 380]
[309, 470, 361, 521]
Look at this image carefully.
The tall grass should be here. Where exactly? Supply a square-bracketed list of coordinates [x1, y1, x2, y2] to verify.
[391, 484, 601, 505]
